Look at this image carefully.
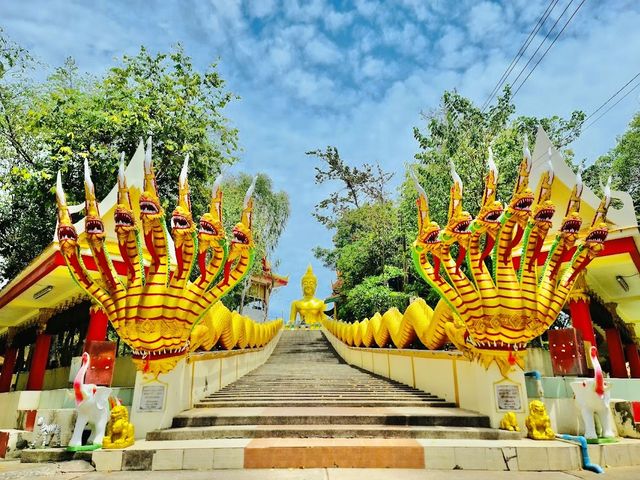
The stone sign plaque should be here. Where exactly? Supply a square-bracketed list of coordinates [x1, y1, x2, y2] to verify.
[139, 384, 166, 411]
[495, 383, 523, 412]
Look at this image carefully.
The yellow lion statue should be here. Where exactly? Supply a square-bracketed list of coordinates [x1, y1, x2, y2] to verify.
[103, 398, 135, 449]
[499, 412, 520, 432]
[525, 400, 555, 440]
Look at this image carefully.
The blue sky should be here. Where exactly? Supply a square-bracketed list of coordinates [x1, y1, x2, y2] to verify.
[2, 0, 640, 319]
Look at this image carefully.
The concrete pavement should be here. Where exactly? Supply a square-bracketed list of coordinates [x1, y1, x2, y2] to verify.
[1, 461, 640, 480]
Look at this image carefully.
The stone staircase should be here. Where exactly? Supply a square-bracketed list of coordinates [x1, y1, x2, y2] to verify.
[148, 330, 500, 442]
[92, 330, 588, 471]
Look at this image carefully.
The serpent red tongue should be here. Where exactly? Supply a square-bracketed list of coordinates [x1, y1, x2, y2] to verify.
[455, 246, 466, 276]
[528, 235, 545, 272]
[433, 255, 441, 281]
[198, 252, 208, 285]
[479, 234, 496, 271]
[503, 225, 524, 265]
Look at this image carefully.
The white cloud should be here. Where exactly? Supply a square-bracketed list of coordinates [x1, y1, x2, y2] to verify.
[305, 36, 342, 65]
[266, 41, 295, 71]
[282, 68, 336, 105]
[381, 22, 429, 57]
[359, 56, 385, 79]
[246, 0, 278, 18]
[324, 9, 354, 31]
[282, 0, 325, 22]
[467, 1, 506, 42]
[354, 0, 379, 18]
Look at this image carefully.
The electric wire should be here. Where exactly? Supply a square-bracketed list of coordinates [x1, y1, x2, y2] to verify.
[511, 0, 587, 99]
[480, 0, 560, 112]
[584, 71, 640, 122]
[530, 72, 640, 163]
[582, 80, 640, 132]
[511, 0, 584, 95]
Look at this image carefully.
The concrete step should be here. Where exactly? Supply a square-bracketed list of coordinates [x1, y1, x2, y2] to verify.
[147, 424, 518, 441]
[92, 437, 594, 471]
[201, 396, 444, 402]
[170, 406, 490, 428]
[194, 401, 456, 408]
[210, 391, 434, 396]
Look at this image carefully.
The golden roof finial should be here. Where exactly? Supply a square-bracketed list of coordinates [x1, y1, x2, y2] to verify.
[56, 171, 72, 226]
[535, 148, 555, 204]
[591, 176, 612, 227]
[565, 167, 584, 216]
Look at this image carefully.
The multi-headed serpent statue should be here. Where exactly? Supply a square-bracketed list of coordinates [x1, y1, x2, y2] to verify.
[56, 139, 257, 375]
[410, 138, 610, 375]
[325, 138, 611, 377]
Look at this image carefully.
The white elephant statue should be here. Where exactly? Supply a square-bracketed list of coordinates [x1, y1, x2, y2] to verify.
[570, 346, 616, 440]
[67, 352, 112, 451]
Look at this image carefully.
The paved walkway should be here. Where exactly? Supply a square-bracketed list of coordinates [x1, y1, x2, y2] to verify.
[1, 460, 640, 480]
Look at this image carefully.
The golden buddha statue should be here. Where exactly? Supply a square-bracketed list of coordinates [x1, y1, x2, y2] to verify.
[289, 265, 325, 328]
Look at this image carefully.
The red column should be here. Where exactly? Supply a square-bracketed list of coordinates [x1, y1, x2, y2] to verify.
[0, 347, 18, 393]
[624, 344, 640, 379]
[569, 299, 597, 347]
[83, 305, 109, 352]
[26, 332, 52, 391]
[606, 328, 628, 378]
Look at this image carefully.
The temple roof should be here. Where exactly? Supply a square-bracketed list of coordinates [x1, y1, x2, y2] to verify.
[0, 141, 171, 335]
[529, 127, 640, 337]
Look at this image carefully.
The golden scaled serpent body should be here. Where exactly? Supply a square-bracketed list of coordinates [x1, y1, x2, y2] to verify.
[56, 140, 281, 375]
[325, 141, 612, 376]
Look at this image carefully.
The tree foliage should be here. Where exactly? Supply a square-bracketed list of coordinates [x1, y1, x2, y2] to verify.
[0, 34, 256, 282]
[407, 88, 586, 227]
[340, 266, 411, 321]
[219, 173, 290, 310]
[306, 146, 393, 227]
[584, 112, 640, 223]
[314, 88, 587, 322]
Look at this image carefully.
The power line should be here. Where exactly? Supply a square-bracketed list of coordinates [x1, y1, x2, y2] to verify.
[529, 71, 640, 161]
[582, 80, 640, 132]
[481, 0, 560, 112]
[584, 71, 640, 121]
[513, 0, 588, 98]
[509, 0, 579, 94]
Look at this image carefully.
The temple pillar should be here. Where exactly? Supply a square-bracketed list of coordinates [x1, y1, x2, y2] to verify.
[568, 272, 596, 349]
[624, 344, 640, 379]
[83, 304, 109, 352]
[0, 338, 18, 393]
[26, 314, 53, 391]
[605, 328, 628, 378]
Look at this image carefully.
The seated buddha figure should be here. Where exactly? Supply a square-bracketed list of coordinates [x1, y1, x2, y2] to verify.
[289, 265, 325, 328]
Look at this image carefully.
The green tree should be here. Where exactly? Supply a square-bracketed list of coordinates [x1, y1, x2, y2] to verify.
[306, 146, 393, 227]
[315, 88, 587, 322]
[583, 112, 640, 223]
[0, 37, 243, 282]
[407, 88, 586, 228]
[218, 173, 290, 311]
[340, 266, 411, 321]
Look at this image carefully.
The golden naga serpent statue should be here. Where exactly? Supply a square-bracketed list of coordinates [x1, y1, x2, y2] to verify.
[56, 139, 280, 375]
[324, 139, 611, 376]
